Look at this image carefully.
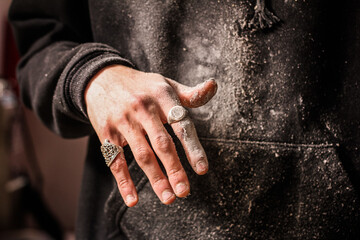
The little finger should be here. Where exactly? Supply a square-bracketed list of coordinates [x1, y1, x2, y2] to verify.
[101, 139, 138, 207]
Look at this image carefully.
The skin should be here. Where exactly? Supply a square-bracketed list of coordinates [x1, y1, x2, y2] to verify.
[85, 65, 217, 207]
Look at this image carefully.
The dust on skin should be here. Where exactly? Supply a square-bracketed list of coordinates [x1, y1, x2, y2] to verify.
[172, 78, 218, 108]
[188, 79, 218, 107]
[178, 117, 208, 173]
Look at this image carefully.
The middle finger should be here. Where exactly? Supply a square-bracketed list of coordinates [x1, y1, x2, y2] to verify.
[142, 114, 190, 198]
[120, 122, 176, 204]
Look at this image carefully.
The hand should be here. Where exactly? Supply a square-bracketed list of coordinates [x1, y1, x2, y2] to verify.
[85, 65, 217, 207]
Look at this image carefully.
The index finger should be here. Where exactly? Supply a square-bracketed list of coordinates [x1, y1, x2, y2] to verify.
[159, 101, 208, 175]
[170, 116, 208, 175]
[155, 81, 209, 175]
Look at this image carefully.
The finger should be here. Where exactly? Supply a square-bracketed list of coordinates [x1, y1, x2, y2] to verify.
[158, 100, 209, 176]
[109, 149, 139, 207]
[100, 135, 138, 207]
[171, 117, 209, 175]
[166, 78, 217, 108]
[142, 114, 190, 198]
[121, 123, 176, 205]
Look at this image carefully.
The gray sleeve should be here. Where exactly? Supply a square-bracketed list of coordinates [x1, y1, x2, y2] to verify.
[9, 0, 133, 138]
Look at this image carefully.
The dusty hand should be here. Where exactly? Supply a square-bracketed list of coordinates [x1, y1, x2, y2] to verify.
[85, 65, 217, 207]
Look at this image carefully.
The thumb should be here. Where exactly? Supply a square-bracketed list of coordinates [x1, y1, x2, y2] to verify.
[166, 78, 218, 108]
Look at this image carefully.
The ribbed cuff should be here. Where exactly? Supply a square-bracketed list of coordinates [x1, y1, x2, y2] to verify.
[63, 44, 134, 121]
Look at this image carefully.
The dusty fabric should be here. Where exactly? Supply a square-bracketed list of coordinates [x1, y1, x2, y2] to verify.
[9, 0, 360, 239]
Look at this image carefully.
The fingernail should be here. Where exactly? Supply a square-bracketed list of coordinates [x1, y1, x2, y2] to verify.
[162, 190, 175, 202]
[126, 195, 136, 204]
[196, 161, 208, 173]
[175, 182, 188, 195]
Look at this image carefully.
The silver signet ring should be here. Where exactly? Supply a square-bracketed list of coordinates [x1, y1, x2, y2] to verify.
[167, 106, 188, 124]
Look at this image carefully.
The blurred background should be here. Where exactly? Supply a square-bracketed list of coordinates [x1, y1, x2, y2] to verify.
[0, 0, 88, 239]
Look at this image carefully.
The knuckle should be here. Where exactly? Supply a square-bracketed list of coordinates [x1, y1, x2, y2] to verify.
[117, 112, 130, 125]
[153, 134, 172, 153]
[110, 157, 127, 173]
[101, 122, 113, 137]
[117, 178, 130, 190]
[167, 167, 184, 179]
[158, 82, 173, 92]
[135, 146, 152, 166]
[174, 126, 185, 138]
[146, 74, 174, 97]
[129, 95, 151, 111]
[152, 175, 166, 188]
[155, 83, 174, 98]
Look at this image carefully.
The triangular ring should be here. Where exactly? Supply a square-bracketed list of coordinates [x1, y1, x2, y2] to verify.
[100, 139, 123, 167]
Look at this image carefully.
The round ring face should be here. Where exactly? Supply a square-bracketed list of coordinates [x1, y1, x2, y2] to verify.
[101, 139, 123, 167]
[167, 106, 188, 124]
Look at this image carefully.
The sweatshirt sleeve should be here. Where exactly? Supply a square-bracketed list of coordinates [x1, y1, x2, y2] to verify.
[8, 0, 134, 138]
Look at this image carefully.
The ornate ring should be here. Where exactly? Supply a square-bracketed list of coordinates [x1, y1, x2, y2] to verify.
[100, 139, 123, 167]
[167, 106, 188, 124]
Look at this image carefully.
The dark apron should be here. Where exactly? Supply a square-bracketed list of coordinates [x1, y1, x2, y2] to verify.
[86, 0, 360, 238]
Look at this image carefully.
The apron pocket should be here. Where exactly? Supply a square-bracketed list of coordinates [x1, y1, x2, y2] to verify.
[116, 138, 359, 239]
